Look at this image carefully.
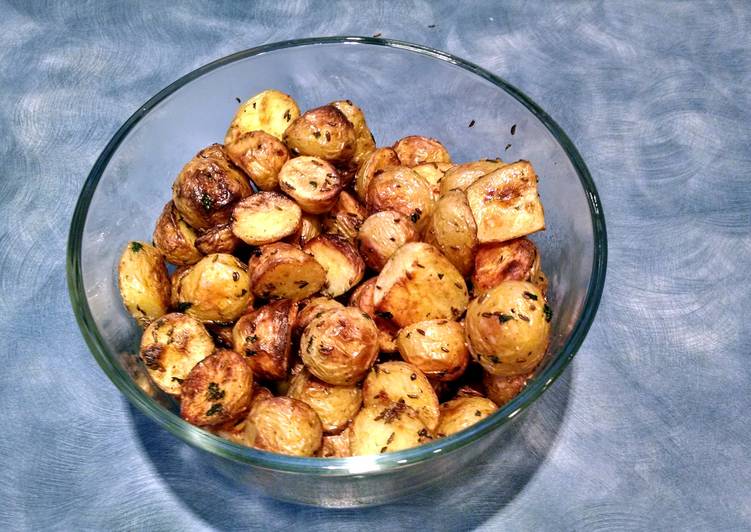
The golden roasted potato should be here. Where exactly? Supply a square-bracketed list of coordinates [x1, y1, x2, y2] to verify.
[363, 361, 440, 431]
[225, 89, 300, 141]
[435, 396, 497, 437]
[278, 156, 343, 214]
[224, 130, 290, 191]
[288, 367, 363, 433]
[348, 278, 399, 353]
[373, 242, 469, 327]
[413, 162, 454, 199]
[248, 242, 326, 300]
[483, 371, 532, 406]
[302, 235, 365, 297]
[465, 281, 550, 376]
[356, 210, 419, 271]
[172, 144, 252, 230]
[293, 296, 345, 337]
[300, 307, 379, 385]
[205, 322, 235, 349]
[285, 212, 322, 247]
[283, 105, 356, 163]
[329, 99, 376, 167]
[230, 192, 301, 245]
[194, 223, 241, 256]
[350, 403, 432, 456]
[396, 320, 469, 382]
[139, 313, 215, 395]
[180, 349, 254, 426]
[322, 190, 367, 242]
[354, 147, 401, 201]
[422, 190, 477, 277]
[466, 161, 545, 243]
[174, 253, 251, 323]
[118, 241, 171, 326]
[393, 135, 451, 167]
[365, 166, 434, 225]
[439, 159, 504, 195]
[320, 427, 351, 457]
[472, 237, 541, 295]
[232, 299, 296, 380]
[213, 385, 274, 445]
[152, 201, 203, 266]
[248, 397, 323, 456]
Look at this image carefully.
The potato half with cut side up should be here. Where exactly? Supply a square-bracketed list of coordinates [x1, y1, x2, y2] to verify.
[483, 370, 533, 407]
[393, 135, 451, 167]
[365, 166, 434, 225]
[472, 237, 541, 296]
[248, 397, 323, 456]
[278, 156, 343, 214]
[283, 105, 356, 163]
[140, 313, 215, 395]
[329, 99, 376, 168]
[225, 89, 300, 141]
[293, 296, 345, 337]
[422, 190, 478, 277]
[287, 367, 363, 434]
[152, 201, 203, 266]
[194, 223, 242, 256]
[357, 210, 419, 271]
[118, 241, 171, 326]
[440, 159, 505, 195]
[348, 278, 399, 353]
[231, 192, 301, 245]
[350, 403, 432, 456]
[322, 190, 367, 243]
[396, 320, 469, 382]
[248, 242, 326, 300]
[224, 130, 290, 191]
[303, 234, 365, 298]
[435, 396, 497, 437]
[354, 147, 401, 201]
[320, 427, 352, 457]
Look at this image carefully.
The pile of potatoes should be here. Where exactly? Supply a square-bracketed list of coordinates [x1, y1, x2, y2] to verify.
[117, 89, 552, 457]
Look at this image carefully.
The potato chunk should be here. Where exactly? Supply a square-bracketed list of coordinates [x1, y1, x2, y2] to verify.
[152, 201, 203, 266]
[472, 237, 541, 295]
[349, 278, 399, 353]
[232, 299, 296, 380]
[278, 156, 343, 214]
[422, 190, 478, 277]
[350, 403, 432, 456]
[194, 223, 241, 255]
[248, 242, 326, 300]
[435, 396, 497, 437]
[365, 166, 434, 225]
[283, 105, 356, 163]
[213, 385, 274, 446]
[329, 99, 376, 168]
[483, 370, 532, 406]
[225, 89, 300, 141]
[288, 367, 363, 433]
[224, 130, 290, 191]
[354, 147, 401, 201]
[320, 427, 352, 457]
[440, 159, 504, 195]
[285, 212, 322, 247]
[248, 397, 323, 456]
[322, 191, 367, 242]
[413, 162, 454, 199]
[118, 241, 171, 326]
[302, 235, 365, 297]
[396, 320, 469, 381]
[393, 135, 451, 167]
[357, 210, 419, 271]
[231, 192, 301, 245]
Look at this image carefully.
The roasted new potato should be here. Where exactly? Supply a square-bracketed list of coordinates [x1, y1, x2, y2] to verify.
[320, 427, 352, 457]
[139, 313, 215, 395]
[152, 201, 203, 266]
[172, 144, 252, 230]
[302, 235, 365, 297]
[293, 296, 345, 337]
[283, 105, 356, 163]
[354, 147, 401, 202]
[248, 242, 326, 300]
[356, 210, 419, 271]
[285, 212, 322, 247]
[118, 241, 171, 326]
[205, 322, 235, 349]
[393, 135, 451, 167]
[472, 237, 541, 295]
[180, 348, 254, 426]
[483, 371, 532, 406]
[300, 307, 379, 385]
[248, 397, 323, 456]
[174, 253, 251, 323]
[194, 223, 242, 255]
[225, 89, 300, 142]
[224, 130, 290, 191]
[231, 192, 301, 245]
[421, 190, 477, 277]
[365, 166, 434, 225]
[350, 403, 432, 456]
[374, 242, 469, 327]
[278, 156, 343, 214]
[435, 396, 497, 437]
[329, 99, 376, 167]
[413, 162, 454, 199]
[439, 159, 504, 195]
[396, 320, 469, 382]
[348, 278, 399, 353]
[465, 281, 550, 376]
[232, 299, 296, 380]
[213, 385, 274, 445]
[287, 367, 363, 433]
[322, 190, 367, 242]
[466, 160, 545, 243]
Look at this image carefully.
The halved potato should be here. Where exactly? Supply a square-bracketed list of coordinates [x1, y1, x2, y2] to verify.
[393, 135, 451, 167]
[435, 396, 497, 437]
[153, 201, 203, 266]
[224, 130, 290, 191]
[440, 159, 504, 195]
[231, 192, 301, 245]
[302, 235, 365, 297]
[422, 190, 477, 277]
[140, 313, 215, 395]
[118, 241, 171, 326]
[320, 426, 352, 457]
[322, 190, 367, 242]
[373, 242, 469, 327]
[348, 278, 399, 353]
[330, 99, 376, 168]
[483, 370, 532, 406]
[287, 367, 363, 433]
[354, 147, 401, 201]
[194, 223, 242, 256]
[472, 237, 541, 295]
[365, 166, 434, 225]
[278, 156, 343, 214]
[350, 403, 431, 456]
[225, 89, 300, 141]
[248, 242, 326, 300]
[285, 212, 322, 247]
[396, 320, 469, 382]
[466, 161, 545, 243]
[213, 385, 274, 446]
[293, 296, 344, 337]
[180, 349, 254, 426]
[248, 397, 323, 456]
[232, 299, 296, 380]
[357, 210, 419, 271]
[283, 105, 356, 163]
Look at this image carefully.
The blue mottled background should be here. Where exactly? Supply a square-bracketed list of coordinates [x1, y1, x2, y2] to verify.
[1, 1, 750, 530]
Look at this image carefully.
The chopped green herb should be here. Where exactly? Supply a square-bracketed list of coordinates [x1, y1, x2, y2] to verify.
[200, 193, 213, 211]
[207, 382, 225, 401]
[543, 304, 553, 322]
[206, 403, 223, 417]
[523, 291, 538, 301]
[130, 241, 143, 253]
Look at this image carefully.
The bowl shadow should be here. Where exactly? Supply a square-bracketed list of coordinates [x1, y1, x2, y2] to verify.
[129, 365, 573, 530]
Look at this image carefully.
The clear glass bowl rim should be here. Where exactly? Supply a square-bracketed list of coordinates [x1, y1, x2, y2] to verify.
[67, 36, 607, 476]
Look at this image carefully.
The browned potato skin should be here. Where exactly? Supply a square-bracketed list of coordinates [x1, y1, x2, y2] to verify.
[435, 396, 497, 437]
[248, 242, 326, 300]
[350, 402, 432, 456]
[248, 397, 323, 456]
[169, 265, 190, 309]
[320, 427, 352, 457]
[153, 201, 203, 266]
[283, 105, 356, 163]
[194, 223, 242, 255]
[293, 297, 344, 337]
[354, 147, 401, 202]
[302, 235, 365, 298]
[413, 162, 454, 199]
[175, 253, 251, 323]
[278, 156, 343, 214]
[357, 210, 419, 271]
[225, 89, 300, 141]
[172, 144, 252, 230]
[232, 299, 296, 380]
[285, 212, 322, 247]
[465, 281, 550, 376]
[287, 367, 363, 434]
[472, 238, 541, 295]
[224, 130, 290, 191]
[322, 191, 367, 242]
[205, 322, 235, 349]
[396, 320, 469, 382]
[214, 385, 274, 445]
[483, 371, 532, 406]
[422, 190, 478, 277]
[348, 278, 399, 353]
[140, 313, 215, 395]
[365, 166, 434, 225]
[393, 135, 451, 167]
[230, 192, 301, 245]
[118, 241, 171, 326]
[329, 99, 376, 168]
[440, 159, 504, 195]
[300, 307, 379, 385]
[180, 349, 254, 427]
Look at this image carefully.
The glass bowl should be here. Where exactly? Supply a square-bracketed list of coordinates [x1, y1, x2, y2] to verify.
[67, 36, 606, 508]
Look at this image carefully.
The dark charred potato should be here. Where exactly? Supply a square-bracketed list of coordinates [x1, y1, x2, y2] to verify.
[329, 99, 376, 168]
[224, 130, 290, 191]
[356, 210, 419, 271]
[435, 396, 497, 437]
[152, 201, 203, 266]
[302, 235, 365, 297]
[285, 212, 322, 247]
[283, 105, 356, 163]
[396, 319, 469, 382]
[472, 237, 541, 296]
[293, 296, 345, 337]
[248, 397, 323, 456]
[354, 147, 401, 202]
[225, 89, 300, 141]
[231, 192, 301, 245]
[278, 156, 344, 214]
[350, 402, 432, 456]
[194, 223, 242, 256]
[118, 241, 171, 326]
[440, 159, 505, 195]
[287, 367, 363, 433]
[365, 166, 434, 225]
[322, 190, 367, 242]
[422, 190, 478, 277]
[393, 135, 451, 167]
[349, 278, 399, 353]
[248, 242, 326, 300]
[483, 371, 532, 406]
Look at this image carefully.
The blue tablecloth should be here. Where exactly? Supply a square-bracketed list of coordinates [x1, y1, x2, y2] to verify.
[2, 1, 749, 529]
